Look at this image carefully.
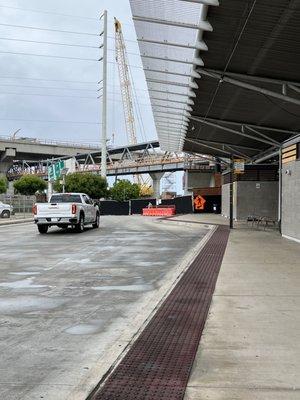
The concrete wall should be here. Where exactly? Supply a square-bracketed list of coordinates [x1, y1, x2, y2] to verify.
[222, 181, 278, 220]
[282, 160, 300, 242]
[187, 171, 214, 190]
[236, 181, 278, 220]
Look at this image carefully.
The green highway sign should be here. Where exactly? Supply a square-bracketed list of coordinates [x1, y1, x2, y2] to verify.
[48, 160, 65, 181]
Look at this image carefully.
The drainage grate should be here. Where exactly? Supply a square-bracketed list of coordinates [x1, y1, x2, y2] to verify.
[90, 226, 229, 400]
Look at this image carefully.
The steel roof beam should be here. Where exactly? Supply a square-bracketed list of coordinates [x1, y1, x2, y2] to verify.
[157, 121, 189, 128]
[190, 116, 278, 147]
[151, 97, 194, 105]
[191, 115, 298, 135]
[155, 117, 189, 124]
[153, 104, 192, 112]
[138, 38, 208, 51]
[185, 138, 234, 156]
[244, 126, 281, 146]
[180, 0, 219, 5]
[142, 54, 204, 66]
[153, 103, 193, 112]
[154, 114, 189, 123]
[252, 149, 279, 164]
[198, 68, 300, 106]
[188, 137, 259, 151]
[202, 68, 300, 87]
[154, 109, 191, 117]
[132, 15, 212, 32]
[145, 68, 201, 79]
[149, 88, 196, 98]
[288, 84, 300, 94]
[158, 127, 187, 132]
[147, 78, 198, 89]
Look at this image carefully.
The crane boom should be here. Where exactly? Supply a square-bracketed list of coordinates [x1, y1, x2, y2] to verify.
[114, 18, 137, 146]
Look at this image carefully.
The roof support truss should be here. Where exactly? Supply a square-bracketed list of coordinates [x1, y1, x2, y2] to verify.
[188, 137, 259, 151]
[197, 68, 300, 106]
[190, 116, 280, 147]
[191, 115, 298, 135]
[202, 68, 300, 87]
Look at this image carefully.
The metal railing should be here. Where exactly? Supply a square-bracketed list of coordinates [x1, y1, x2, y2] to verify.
[0, 135, 100, 150]
[6, 154, 213, 179]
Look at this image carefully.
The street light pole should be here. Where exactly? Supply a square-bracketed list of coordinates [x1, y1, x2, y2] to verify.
[100, 10, 108, 178]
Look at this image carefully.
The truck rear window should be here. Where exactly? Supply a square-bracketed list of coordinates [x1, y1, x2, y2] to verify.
[50, 194, 82, 203]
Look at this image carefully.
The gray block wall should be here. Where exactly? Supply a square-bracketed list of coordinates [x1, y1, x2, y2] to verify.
[282, 160, 300, 242]
[187, 171, 214, 190]
[222, 181, 278, 220]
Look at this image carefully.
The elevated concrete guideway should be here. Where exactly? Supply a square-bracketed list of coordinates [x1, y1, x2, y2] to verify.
[0, 136, 100, 174]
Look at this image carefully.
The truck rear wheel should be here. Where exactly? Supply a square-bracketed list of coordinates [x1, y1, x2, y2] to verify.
[75, 214, 84, 233]
[38, 225, 48, 234]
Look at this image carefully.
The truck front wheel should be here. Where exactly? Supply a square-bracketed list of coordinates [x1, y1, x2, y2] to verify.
[92, 213, 100, 229]
[38, 225, 48, 234]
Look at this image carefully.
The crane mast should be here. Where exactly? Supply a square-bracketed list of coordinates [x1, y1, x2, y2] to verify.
[114, 18, 137, 146]
[114, 18, 153, 195]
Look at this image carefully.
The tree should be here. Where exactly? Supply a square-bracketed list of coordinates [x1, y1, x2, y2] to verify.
[110, 179, 140, 201]
[14, 175, 47, 196]
[0, 177, 7, 194]
[53, 173, 107, 199]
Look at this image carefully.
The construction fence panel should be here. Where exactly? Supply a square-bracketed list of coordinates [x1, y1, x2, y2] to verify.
[131, 199, 157, 215]
[99, 200, 130, 216]
[161, 196, 194, 214]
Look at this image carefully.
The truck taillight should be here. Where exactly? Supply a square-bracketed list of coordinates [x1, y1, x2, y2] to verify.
[32, 205, 37, 215]
[72, 204, 77, 214]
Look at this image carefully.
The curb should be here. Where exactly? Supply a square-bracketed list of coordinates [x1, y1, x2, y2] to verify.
[0, 218, 33, 227]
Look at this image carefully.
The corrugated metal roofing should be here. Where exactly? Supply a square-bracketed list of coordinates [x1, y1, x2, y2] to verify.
[130, 0, 300, 160]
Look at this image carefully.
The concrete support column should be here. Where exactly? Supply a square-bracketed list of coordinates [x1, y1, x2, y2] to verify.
[0, 148, 16, 178]
[0, 161, 13, 177]
[149, 172, 164, 199]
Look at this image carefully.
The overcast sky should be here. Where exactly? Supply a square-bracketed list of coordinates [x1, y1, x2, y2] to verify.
[0, 0, 156, 147]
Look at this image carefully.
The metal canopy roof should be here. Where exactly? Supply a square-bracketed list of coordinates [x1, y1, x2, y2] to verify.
[130, 0, 300, 161]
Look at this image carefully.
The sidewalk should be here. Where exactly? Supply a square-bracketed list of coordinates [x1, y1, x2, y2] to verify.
[184, 215, 300, 399]
[0, 214, 33, 226]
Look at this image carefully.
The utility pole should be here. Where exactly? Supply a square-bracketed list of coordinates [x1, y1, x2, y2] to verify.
[100, 10, 108, 178]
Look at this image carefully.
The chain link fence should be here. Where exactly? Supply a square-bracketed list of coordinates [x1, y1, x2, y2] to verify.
[0, 194, 38, 219]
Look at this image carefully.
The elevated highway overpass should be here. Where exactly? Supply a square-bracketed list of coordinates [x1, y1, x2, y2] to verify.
[0, 136, 100, 174]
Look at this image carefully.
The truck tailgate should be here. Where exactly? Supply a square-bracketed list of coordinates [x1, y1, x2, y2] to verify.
[37, 203, 72, 218]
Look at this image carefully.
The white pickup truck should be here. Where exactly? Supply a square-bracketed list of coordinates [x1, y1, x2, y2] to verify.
[33, 193, 100, 234]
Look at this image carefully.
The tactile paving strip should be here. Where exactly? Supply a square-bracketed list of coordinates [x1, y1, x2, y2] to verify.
[90, 225, 229, 400]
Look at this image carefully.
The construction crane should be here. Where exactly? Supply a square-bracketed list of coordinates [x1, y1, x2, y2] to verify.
[114, 18, 153, 196]
[114, 18, 137, 146]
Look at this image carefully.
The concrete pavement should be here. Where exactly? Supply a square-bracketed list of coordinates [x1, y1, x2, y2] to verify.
[184, 217, 300, 400]
[0, 216, 210, 400]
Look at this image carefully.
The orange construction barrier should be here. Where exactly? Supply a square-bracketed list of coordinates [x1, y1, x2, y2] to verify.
[142, 207, 176, 216]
